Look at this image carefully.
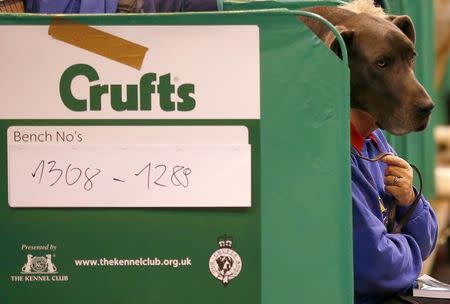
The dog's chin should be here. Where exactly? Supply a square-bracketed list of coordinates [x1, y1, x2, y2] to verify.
[409, 113, 432, 132]
[380, 120, 430, 135]
[376, 121, 410, 136]
[414, 119, 431, 132]
[388, 128, 410, 136]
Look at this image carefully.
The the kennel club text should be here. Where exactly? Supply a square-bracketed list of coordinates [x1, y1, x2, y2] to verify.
[11, 275, 68, 282]
[10, 243, 69, 283]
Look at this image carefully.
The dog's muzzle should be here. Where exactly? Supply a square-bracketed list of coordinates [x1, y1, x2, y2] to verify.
[414, 102, 434, 131]
[416, 103, 435, 117]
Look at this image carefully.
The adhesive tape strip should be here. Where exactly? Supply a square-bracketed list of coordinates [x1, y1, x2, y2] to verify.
[48, 17, 148, 70]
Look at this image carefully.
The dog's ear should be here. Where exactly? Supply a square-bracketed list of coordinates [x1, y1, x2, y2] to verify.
[324, 25, 354, 59]
[386, 15, 416, 44]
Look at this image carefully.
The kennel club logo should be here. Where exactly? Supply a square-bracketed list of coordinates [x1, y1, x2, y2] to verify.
[209, 236, 242, 285]
[10, 244, 69, 283]
[22, 254, 58, 274]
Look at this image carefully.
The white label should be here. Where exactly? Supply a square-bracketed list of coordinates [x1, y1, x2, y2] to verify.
[7, 126, 251, 207]
[0, 25, 259, 119]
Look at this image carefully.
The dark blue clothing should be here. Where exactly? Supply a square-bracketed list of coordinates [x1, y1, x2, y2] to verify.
[26, 0, 119, 13]
[351, 129, 438, 304]
[142, 0, 219, 12]
[26, 0, 220, 13]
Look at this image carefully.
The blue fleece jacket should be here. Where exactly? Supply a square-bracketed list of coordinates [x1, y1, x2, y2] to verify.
[351, 127, 438, 304]
[25, 0, 220, 13]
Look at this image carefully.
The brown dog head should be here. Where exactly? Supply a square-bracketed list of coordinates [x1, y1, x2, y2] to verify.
[302, 6, 434, 135]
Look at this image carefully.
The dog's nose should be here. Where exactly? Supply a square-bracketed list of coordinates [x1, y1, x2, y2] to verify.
[416, 103, 435, 116]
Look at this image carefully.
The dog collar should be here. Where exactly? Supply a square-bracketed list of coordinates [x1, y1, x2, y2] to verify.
[351, 122, 378, 154]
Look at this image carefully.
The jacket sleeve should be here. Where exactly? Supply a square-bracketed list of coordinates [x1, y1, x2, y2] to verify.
[352, 164, 438, 294]
[396, 191, 438, 260]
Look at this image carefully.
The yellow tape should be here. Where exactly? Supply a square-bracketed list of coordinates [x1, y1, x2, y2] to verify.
[49, 18, 148, 70]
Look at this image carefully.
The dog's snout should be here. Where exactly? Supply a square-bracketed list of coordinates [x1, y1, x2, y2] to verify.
[416, 103, 435, 116]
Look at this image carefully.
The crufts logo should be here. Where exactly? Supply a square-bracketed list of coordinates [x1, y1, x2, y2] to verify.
[21, 254, 58, 274]
[209, 235, 242, 285]
[59, 64, 196, 112]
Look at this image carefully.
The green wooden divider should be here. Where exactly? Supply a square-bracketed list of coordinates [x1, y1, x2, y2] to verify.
[224, 0, 345, 10]
[225, 4, 354, 302]
[0, 8, 352, 304]
[259, 11, 352, 303]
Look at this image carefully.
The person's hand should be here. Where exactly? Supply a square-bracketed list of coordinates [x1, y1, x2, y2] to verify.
[381, 155, 415, 206]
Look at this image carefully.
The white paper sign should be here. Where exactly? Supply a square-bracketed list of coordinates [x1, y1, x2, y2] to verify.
[7, 126, 251, 207]
[0, 25, 259, 119]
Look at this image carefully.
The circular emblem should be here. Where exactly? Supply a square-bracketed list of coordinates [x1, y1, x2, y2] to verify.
[31, 256, 48, 273]
[209, 248, 242, 285]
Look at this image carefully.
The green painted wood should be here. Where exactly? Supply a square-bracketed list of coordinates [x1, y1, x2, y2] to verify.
[224, 0, 344, 10]
[225, 4, 353, 303]
[258, 11, 352, 304]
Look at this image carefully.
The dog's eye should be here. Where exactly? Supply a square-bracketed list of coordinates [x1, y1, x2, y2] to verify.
[376, 59, 388, 68]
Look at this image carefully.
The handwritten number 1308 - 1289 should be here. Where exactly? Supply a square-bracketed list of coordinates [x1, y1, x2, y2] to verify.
[31, 160, 192, 191]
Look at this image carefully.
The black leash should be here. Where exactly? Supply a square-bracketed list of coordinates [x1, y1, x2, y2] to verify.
[352, 152, 423, 234]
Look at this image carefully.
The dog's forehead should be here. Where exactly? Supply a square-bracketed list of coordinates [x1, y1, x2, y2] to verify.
[352, 13, 399, 37]
[350, 13, 414, 54]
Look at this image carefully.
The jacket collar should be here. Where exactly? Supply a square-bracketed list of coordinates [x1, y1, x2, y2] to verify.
[351, 122, 378, 154]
